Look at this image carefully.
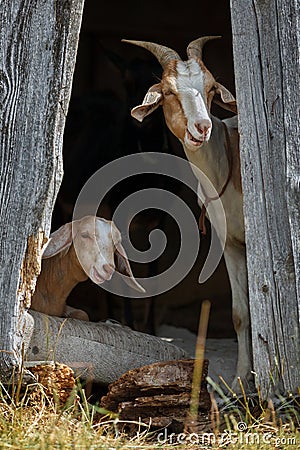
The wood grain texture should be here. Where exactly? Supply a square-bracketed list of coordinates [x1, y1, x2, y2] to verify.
[0, 0, 84, 381]
[230, 0, 299, 395]
[26, 311, 188, 384]
[100, 359, 210, 434]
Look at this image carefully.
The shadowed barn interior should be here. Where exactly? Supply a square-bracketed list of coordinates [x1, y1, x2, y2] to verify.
[51, 0, 236, 341]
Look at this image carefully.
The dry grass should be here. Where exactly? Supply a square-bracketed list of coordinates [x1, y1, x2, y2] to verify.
[0, 374, 298, 450]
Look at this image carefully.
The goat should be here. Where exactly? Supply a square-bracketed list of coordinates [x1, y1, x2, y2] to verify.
[31, 215, 145, 321]
[122, 36, 252, 391]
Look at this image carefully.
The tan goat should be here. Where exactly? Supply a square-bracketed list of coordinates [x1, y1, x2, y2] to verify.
[123, 36, 252, 391]
[31, 215, 145, 321]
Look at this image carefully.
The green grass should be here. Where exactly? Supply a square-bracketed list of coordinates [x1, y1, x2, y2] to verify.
[0, 378, 298, 450]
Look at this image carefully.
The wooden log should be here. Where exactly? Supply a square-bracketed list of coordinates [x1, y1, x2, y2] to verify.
[26, 310, 188, 385]
[100, 359, 211, 432]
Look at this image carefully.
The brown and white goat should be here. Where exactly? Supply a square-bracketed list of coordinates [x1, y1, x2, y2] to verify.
[123, 37, 252, 391]
[31, 215, 145, 321]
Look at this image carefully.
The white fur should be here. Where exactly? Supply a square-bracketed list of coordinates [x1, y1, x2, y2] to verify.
[176, 60, 212, 147]
[186, 116, 252, 390]
[129, 43, 252, 390]
[72, 217, 118, 284]
[31, 216, 144, 321]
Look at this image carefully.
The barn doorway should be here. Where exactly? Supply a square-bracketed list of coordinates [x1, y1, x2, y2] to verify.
[51, 0, 235, 341]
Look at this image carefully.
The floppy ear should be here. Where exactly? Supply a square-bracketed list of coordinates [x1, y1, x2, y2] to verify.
[131, 83, 163, 122]
[114, 243, 145, 293]
[213, 82, 237, 114]
[42, 222, 73, 259]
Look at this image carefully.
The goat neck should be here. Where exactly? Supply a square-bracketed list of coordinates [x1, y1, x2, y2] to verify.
[183, 116, 231, 193]
[31, 244, 88, 317]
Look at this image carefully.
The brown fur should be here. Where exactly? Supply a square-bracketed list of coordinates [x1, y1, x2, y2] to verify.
[31, 244, 89, 320]
[127, 37, 252, 390]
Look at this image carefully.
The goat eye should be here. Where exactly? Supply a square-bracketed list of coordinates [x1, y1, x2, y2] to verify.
[164, 90, 174, 96]
[81, 232, 90, 239]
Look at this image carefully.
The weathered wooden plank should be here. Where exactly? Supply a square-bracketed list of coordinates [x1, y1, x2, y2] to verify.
[230, 0, 299, 395]
[0, 0, 84, 382]
[277, 1, 300, 321]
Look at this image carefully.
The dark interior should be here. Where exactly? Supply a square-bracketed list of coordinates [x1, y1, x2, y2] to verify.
[51, 0, 236, 338]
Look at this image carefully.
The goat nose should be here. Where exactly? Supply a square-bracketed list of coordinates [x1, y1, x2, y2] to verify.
[103, 263, 114, 275]
[195, 120, 211, 136]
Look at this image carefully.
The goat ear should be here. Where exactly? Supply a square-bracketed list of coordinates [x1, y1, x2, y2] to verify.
[114, 243, 145, 293]
[42, 222, 73, 259]
[213, 82, 237, 114]
[131, 83, 163, 122]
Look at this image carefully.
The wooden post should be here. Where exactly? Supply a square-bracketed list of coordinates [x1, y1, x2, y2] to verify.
[0, 0, 84, 382]
[230, 0, 300, 396]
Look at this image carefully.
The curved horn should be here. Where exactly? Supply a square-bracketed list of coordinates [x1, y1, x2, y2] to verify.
[187, 36, 222, 60]
[122, 39, 181, 68]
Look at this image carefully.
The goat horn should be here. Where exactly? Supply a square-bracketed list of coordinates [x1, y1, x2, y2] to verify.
[187, 36, 222, 60]
[122, 39, 181, 68]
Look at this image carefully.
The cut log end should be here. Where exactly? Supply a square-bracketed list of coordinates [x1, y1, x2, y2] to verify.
[29, 362, 78, 406]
